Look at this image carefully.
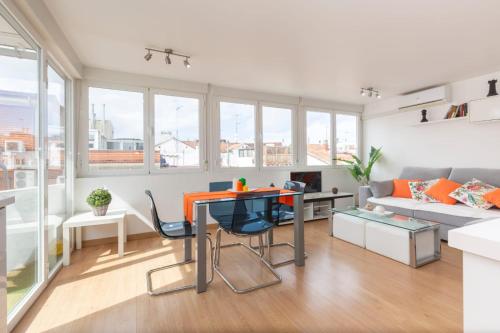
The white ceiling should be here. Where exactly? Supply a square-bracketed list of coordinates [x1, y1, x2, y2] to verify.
[43, 0, 500, 104]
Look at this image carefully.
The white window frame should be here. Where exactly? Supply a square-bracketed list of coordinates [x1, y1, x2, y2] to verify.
[149, 89, 206, 174]
[79, 81, 149, 177]
[303, 107, 335, 169]
[260, 102, 298, 169]
[333, 111, 361, 167]
[213, 97, 259, 170]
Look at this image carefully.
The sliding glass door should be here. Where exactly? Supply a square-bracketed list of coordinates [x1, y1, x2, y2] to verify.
[0, 5, 70, 325]
[47, 65, 67, 273]
[0, 13, 41, 314]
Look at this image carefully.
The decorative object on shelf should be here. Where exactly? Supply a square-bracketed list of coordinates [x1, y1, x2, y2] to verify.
[420, 109, 428, 123]
[331, 187, 339, 194]
[270, 182, 275, 187]
[334, 146, 382, 185]
[144, 48, 191, 68]
[86, 188, 112, 216]
[487, 79, 498, 97]
[360, 87, 381, 99]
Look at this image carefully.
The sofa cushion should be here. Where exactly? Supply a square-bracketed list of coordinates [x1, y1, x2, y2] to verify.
[408, 179, 439, 203]
[449, 168, 500, 188]
[484, 188, 500, 208]
[367, 197, 420, 217]
[425, 178, 462, 205]
[414, 202, 500, 227]
[399, 167, 452, 180]
[369, 180, 393, 198]
[449, 178, 496, 209]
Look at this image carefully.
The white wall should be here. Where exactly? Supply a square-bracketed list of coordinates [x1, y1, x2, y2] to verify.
[363, 70, 500, 180]
[76, 68, 362, 241]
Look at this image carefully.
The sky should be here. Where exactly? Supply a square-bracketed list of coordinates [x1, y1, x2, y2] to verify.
[154, 95, 199, 143]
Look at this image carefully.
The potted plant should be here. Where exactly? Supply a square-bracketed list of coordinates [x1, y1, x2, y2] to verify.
[335, 146, 382, 185]
[86, 188, 112, 216]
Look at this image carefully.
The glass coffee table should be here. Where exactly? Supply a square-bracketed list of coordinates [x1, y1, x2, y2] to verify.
[332, 207, 441, 267]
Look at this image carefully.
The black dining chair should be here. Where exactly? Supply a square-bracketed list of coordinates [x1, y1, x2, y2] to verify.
[145, 190, 214, 296]
[266, 180, 307, 267]
[210, 193, 281, 293]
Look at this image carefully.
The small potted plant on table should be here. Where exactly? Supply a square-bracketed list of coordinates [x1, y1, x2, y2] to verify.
[86, 188, 112, 216]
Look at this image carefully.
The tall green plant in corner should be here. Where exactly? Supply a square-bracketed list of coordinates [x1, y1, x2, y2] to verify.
[335, 146, 382, 185]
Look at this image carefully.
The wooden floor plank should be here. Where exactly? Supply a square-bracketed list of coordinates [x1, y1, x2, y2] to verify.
[13, 220, 463, 333]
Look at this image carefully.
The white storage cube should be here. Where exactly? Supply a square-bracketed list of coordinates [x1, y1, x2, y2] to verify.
[333, 213, 366, 247]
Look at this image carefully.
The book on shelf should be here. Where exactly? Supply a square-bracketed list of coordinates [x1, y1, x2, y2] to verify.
[444, 103, 468, 119]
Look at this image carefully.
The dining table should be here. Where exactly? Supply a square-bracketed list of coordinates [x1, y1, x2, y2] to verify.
[183, 188, 305, 293]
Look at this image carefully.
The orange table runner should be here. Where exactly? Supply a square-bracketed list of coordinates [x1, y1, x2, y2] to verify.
[183, 187, 295, 223]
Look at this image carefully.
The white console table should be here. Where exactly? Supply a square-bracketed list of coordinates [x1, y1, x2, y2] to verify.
[0, 195, 14, 333]
[63, 210, 127, 266]
[449, 219, 500, 333]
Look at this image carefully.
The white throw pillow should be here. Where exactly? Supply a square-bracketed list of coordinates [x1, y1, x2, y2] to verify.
[408, 179, 439, 203]
[449, 178, 496, 209]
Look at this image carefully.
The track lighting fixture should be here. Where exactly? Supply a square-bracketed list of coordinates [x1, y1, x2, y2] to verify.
[360, 87, 381, 99]
[144, 48, 191, 68]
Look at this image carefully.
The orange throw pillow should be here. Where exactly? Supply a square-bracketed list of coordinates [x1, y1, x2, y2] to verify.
[392, 179, 420, 198]
[425, 178, 462, 205]
[484, 188, 500, 208]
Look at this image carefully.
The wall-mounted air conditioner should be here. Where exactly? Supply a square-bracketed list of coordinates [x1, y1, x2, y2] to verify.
[398, 86, 450, 111]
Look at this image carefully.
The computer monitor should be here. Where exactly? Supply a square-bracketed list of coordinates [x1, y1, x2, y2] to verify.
[290, 171, 322, 193]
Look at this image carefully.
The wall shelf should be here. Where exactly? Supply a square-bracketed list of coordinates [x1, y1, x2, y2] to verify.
[412, 116, 468, 127]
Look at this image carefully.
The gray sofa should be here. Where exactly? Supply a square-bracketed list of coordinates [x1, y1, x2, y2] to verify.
[359, 167, 500, 240]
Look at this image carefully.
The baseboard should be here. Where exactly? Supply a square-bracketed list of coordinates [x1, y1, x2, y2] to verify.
[82, 224, 219, 248]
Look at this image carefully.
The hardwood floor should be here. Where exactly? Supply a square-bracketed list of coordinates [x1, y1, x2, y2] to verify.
[13, 220, 463, 333]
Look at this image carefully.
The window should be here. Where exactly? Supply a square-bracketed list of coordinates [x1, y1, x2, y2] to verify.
[153, 93, 200, 169]
[306, 111, 331, 166]
[262, 106, 293, 167]
[88, 87, 144, 172]
[219, 101, 255, 168]
[335, 114, 358, 164]
[47, 65, 67, 272]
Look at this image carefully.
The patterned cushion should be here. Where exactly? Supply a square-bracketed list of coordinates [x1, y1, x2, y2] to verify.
[449, 178, 496, 209]
[409, 179, 439, 203]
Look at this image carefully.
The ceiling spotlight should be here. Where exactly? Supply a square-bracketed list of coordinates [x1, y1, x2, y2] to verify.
[360, 87, 382, 99]
[143, 47, 191, 69]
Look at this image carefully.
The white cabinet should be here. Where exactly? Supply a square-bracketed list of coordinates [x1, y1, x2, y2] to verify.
[469, 95, 500, 122]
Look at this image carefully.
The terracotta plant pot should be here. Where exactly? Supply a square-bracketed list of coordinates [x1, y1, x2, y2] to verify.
[92, 205, 108, 216]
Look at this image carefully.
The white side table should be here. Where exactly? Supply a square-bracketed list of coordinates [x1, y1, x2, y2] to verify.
[63, 210, 126, 266]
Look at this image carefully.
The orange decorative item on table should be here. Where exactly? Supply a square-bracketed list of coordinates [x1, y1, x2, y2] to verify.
[183, 187, 295, 223]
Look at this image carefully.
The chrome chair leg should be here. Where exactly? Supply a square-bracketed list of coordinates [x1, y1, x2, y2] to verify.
[213, 228, 282, 294]
[265, 230, 308, 267]
[147, 234, 214, 296]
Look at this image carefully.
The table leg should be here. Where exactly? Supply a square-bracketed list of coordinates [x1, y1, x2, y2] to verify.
[409, 231, 417, 268]
[293, 194, 305, 266]
[75, 227, 82, 250]
[117, 220, 124, 257]
[196, 204, 207, 293]
[184, 237, 192, 262]
[328, 200, 333, 236]
[124, 217, 127, 243]
[63, 226, 70, 266]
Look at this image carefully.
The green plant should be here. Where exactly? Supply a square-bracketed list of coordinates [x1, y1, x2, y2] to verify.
[335, 146, 382, 185]
[86, 188, 112, 207]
